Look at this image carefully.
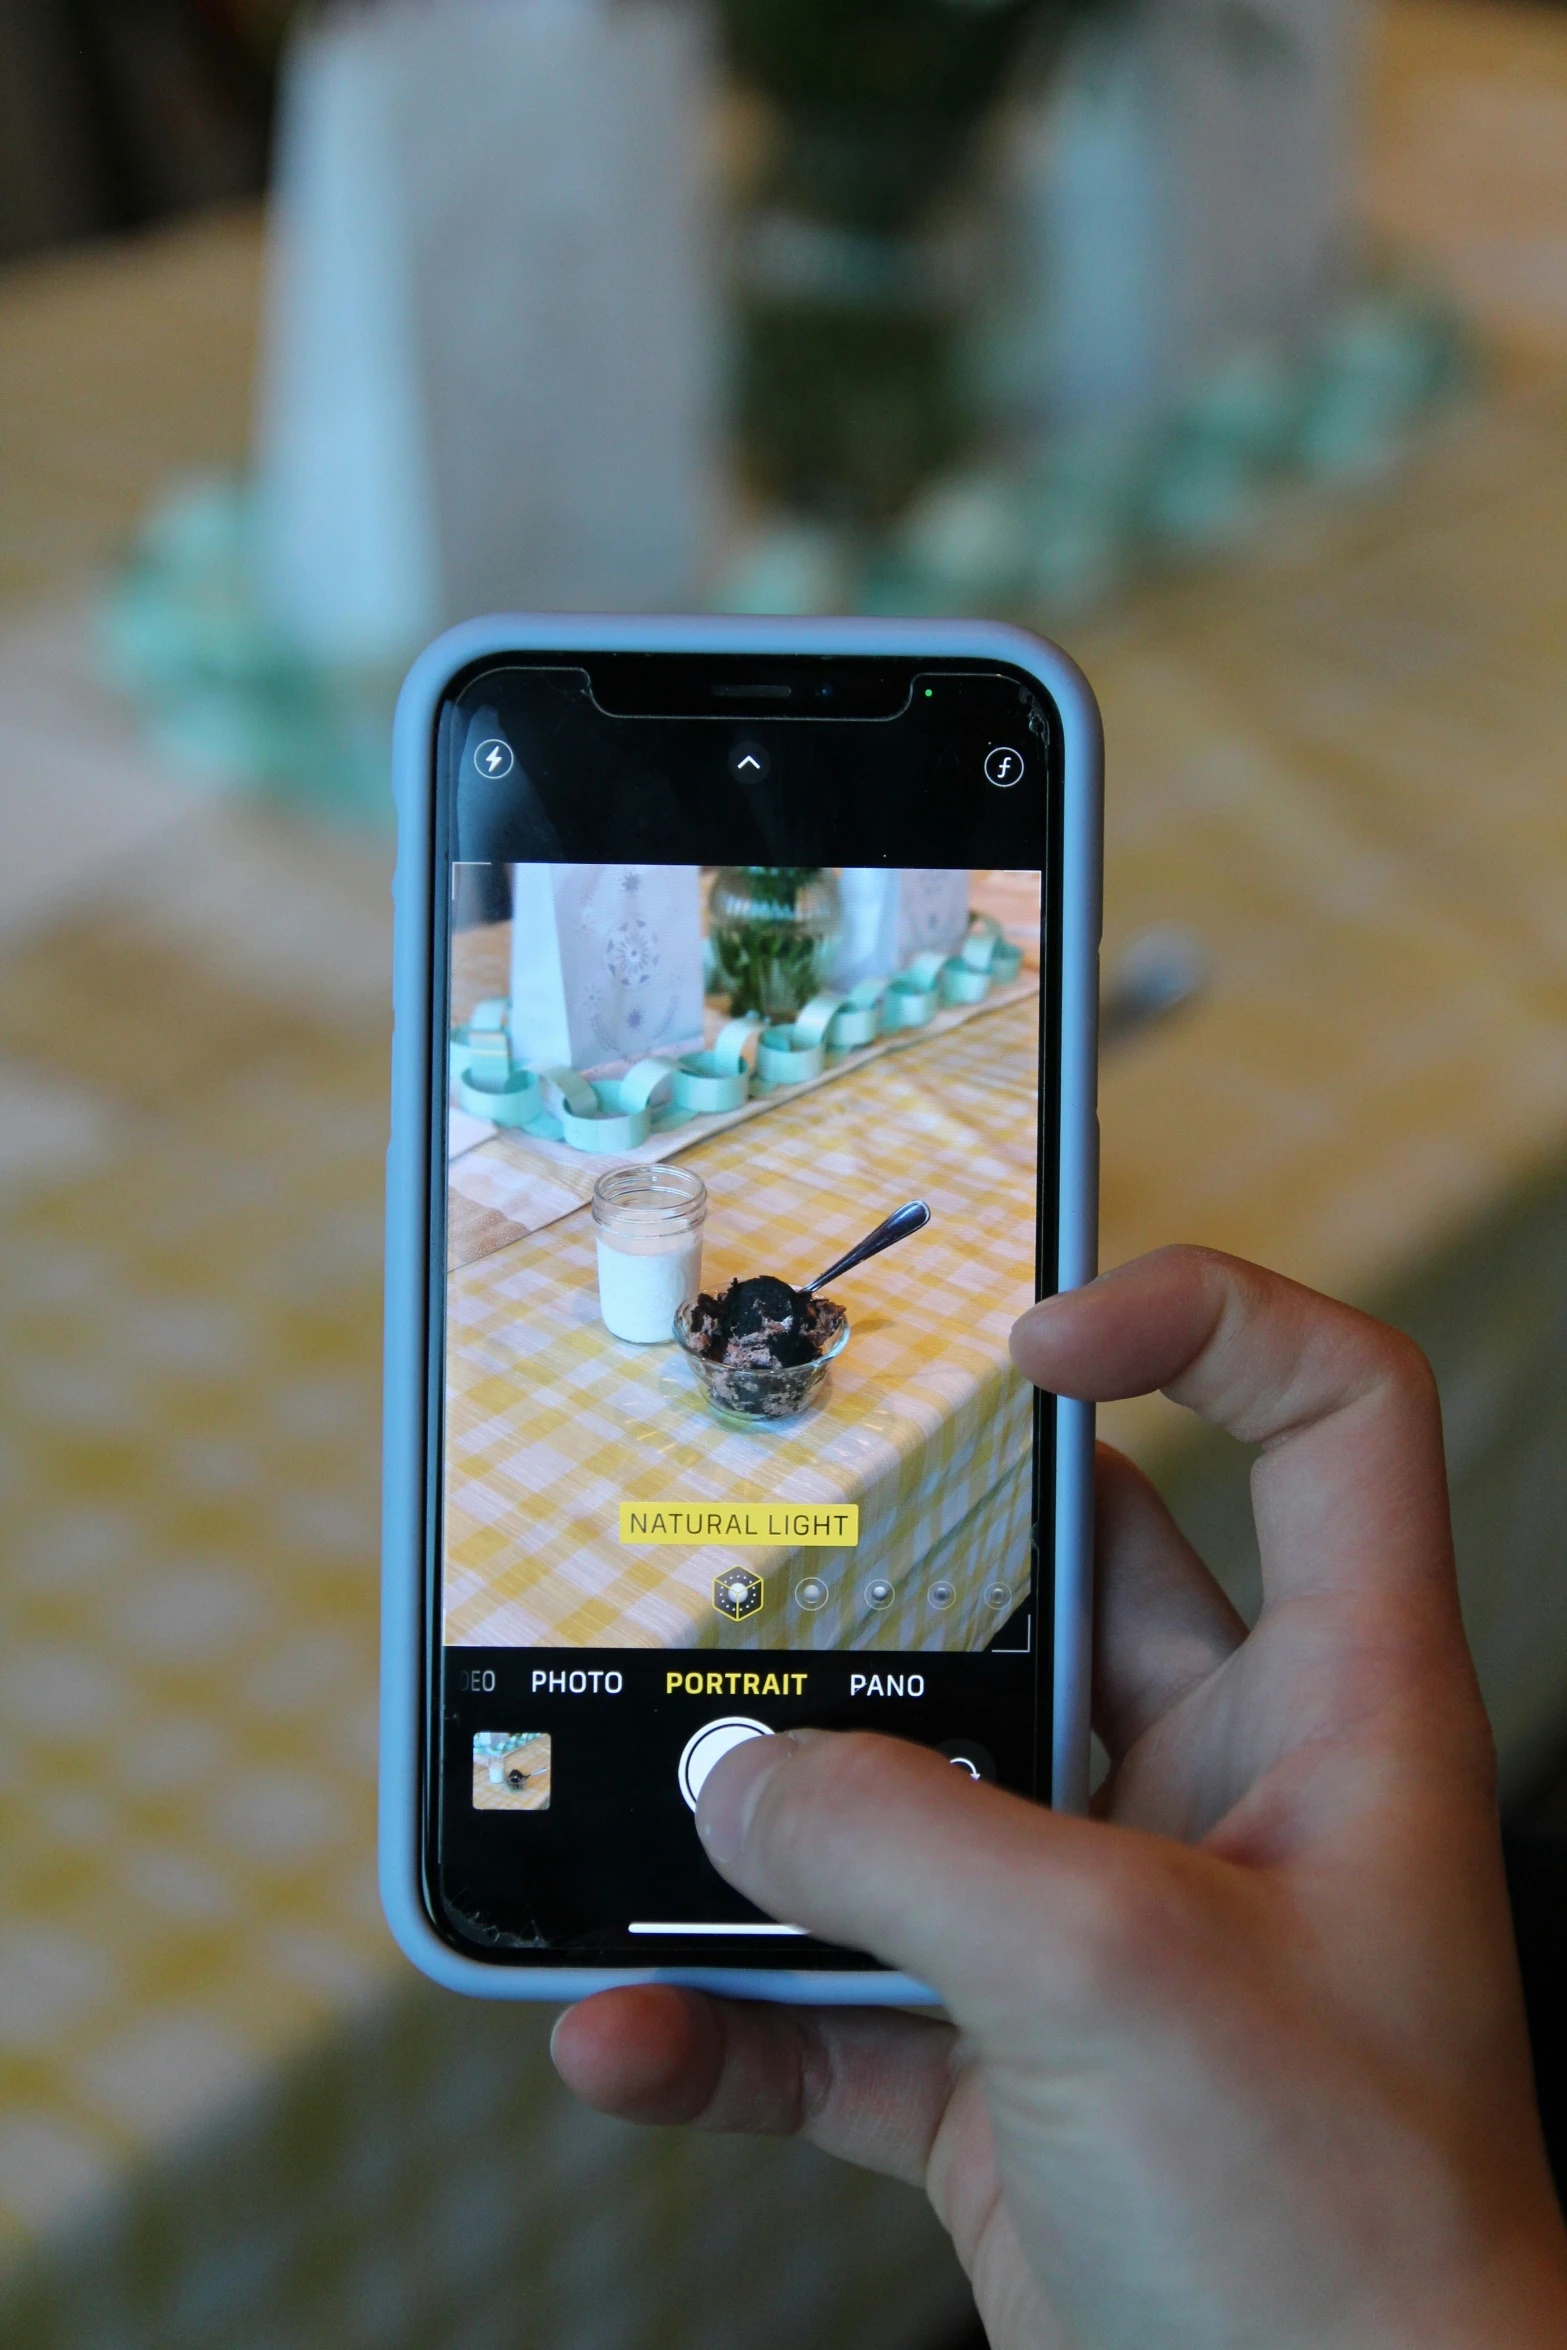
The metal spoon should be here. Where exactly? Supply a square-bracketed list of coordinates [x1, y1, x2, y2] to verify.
[805, 1200, 931, 1294]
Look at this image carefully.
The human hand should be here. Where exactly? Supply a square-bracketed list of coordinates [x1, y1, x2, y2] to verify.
[553, 1248, 1567, 2349]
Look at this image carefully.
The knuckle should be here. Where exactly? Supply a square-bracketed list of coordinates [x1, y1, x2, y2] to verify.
[1060, 1851, 1184, 1999]
[1360, 1317, 1439, 1410]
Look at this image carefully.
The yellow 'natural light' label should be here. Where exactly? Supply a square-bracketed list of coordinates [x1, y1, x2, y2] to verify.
[618, 1502, 859, 1547]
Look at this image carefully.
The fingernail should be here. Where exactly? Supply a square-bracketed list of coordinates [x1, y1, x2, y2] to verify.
[696, 1732, 799, 1866]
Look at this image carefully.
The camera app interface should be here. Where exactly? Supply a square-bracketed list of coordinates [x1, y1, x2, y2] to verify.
[433, 662, 1054, 1960]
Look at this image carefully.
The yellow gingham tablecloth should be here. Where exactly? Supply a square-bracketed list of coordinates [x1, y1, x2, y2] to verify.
[444, 995, 1040, 1651]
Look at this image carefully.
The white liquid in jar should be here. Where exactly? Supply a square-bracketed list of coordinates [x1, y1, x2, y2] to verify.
[596, 1231, 703, 1344]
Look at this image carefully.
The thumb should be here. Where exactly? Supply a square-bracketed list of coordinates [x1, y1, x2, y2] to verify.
[697, 1727, 1145, 2027]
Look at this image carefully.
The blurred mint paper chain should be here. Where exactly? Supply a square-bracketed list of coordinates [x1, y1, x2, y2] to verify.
[450, 916, 1025, 1153]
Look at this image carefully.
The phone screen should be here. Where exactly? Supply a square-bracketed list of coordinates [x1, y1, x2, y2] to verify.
[426, 654, 1062, 1966]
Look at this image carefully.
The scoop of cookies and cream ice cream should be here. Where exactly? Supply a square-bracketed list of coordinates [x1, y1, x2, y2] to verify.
[685, 1275, 842, 1370]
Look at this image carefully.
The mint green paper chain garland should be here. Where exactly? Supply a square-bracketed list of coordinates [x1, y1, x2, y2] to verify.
[449, 919, 1026, 1152]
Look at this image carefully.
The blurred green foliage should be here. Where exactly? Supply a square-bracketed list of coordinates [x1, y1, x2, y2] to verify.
[196, 0, 299, 61]
[720, 0, 1114, 516]
[739, 305, 962, 518]
[723, 0, 1087, 126]
[721, 0, 1110, 228]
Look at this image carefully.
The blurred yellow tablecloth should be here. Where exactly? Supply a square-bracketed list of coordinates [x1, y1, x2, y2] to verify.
[446, 997, 1038, 1654]
[0, 811, 971, 2350]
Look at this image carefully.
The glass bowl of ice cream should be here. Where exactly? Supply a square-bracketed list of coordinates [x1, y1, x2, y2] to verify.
[674, 1274, 848, 1425]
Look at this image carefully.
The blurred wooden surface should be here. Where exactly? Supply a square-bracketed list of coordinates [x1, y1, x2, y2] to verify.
[0, 205, 264, 609]
[1366, 0, 1567, 380]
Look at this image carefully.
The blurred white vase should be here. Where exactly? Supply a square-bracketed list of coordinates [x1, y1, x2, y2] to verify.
[255, 0, 720, 667]
[1000, 0, 1363, 430]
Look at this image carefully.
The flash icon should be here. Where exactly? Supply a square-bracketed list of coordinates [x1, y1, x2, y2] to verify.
[474, 738, 515, 779]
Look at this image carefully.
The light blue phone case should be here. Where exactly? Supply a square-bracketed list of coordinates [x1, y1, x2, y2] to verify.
[381, 615, 1102, 2004]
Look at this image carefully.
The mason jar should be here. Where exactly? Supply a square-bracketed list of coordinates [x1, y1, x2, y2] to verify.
[591, 1164, 708, 1344]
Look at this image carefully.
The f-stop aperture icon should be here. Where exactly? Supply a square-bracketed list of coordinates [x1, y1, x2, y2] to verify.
[713, 1565, 764, 1622]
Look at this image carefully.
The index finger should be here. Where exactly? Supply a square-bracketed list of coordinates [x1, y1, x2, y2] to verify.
[1011, 1246, 1457, 1621]
[551, 1987, 960, 2186]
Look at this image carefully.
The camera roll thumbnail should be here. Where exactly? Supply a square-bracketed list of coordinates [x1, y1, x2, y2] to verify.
[472, 1730, 552, 1810]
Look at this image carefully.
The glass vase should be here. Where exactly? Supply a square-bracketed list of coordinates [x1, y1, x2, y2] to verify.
[707, 867, 842, 1018]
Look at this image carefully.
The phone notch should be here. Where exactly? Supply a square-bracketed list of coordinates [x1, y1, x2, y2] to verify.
[586, 655, 912, 720]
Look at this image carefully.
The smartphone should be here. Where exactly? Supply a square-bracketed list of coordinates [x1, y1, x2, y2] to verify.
[381, 617, 1102, 2003]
